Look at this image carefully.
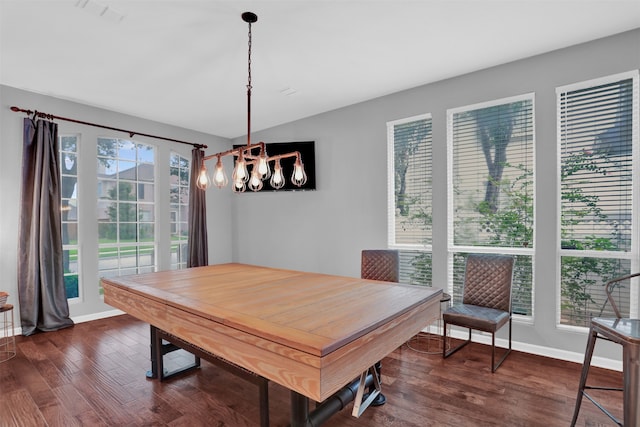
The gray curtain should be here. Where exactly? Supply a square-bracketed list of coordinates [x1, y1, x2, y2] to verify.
[187, 148, 208, 267]
[18, 118, 74, 335]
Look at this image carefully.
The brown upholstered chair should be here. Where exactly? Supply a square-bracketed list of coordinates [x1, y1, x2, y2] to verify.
[571, 272, 640, 427]
[442, 254, 515, 372]
[361, 249, 399, 283]
[360, 249, 399, 407]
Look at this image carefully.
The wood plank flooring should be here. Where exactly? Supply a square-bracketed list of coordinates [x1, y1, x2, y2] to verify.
[0, 314, 623, 426]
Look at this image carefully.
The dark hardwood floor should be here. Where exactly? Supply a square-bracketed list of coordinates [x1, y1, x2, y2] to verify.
[0, 314, 622, 426]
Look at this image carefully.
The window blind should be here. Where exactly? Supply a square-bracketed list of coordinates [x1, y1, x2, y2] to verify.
[557, 71, 639, 327]
[560, 77, 634, 252]
[447, 95, 535, 317]
[387, 115, 432, 286]
[450, 97, 534, 249]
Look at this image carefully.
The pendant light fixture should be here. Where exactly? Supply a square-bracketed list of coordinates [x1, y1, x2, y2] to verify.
[196, 12, 307, 192]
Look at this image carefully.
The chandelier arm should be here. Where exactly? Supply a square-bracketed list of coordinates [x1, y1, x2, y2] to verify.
[202, 142, 265, 163]
[267, 151, 302, 163]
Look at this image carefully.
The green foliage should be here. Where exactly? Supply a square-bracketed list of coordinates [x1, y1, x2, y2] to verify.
[394, 120, 431, 217]
[105, 182, 138, 240]
[476, 162, 533, 248]
[560, 256, 620, 325]
[410, 252, 432, 285]
[472, 101, 526, 213]
[559, 148, 626, 325]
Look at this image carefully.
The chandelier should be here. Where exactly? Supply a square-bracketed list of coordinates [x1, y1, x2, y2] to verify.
[196, 12, 307, 192]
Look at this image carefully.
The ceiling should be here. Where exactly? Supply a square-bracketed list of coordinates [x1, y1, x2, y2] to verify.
[2, 1, 639, 139]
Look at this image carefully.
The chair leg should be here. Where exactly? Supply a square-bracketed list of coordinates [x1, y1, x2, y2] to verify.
[623, 343, 640, 427]
[570, 325, 598, 427]
[492, 317, 512, 373]
[443, 324, 472, 359]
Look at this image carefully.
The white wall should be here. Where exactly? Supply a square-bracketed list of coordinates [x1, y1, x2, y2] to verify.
[230, 28, 640, 364]
[0, 86, 234, 319]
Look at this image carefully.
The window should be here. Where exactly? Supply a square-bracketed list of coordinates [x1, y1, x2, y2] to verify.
[558, 71, 639, 327]
[97, 138, 156, 285]
[169, 152, 190, 270]
[448, 94, 535, 316]
[387, 114, 433, 284]
[60, 135, 80, 300]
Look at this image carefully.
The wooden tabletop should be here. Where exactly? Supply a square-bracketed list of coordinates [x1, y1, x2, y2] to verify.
[102, 263, 441, 401]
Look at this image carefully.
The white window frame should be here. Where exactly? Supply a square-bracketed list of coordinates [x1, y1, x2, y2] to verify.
[556, 70, 640, 330]
[59, 133, 82, 303]
[387, 113, 433, 252]
[97, 137, 158, 284]
[169, 151, 190, 270]
[447, 93, 536, 319]
[387, 113, 433, 285]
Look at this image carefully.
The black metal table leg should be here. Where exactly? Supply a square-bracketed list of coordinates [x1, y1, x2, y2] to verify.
[291, 391, 310, 427]
[259, 379, 269, 427]
[146, 324, 159, 379]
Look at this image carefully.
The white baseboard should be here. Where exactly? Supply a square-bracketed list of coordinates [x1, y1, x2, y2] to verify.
[425, 325, 622, 372]
[71, 309, 125, 324]
[10, 309, 125, 337]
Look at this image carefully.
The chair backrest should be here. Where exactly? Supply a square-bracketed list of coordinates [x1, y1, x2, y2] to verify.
[361, 250, 399, 282]
[605, 272, 640, 319]
[462, 254, 515, 312]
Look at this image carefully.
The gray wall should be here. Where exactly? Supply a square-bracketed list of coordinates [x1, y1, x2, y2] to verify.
[230, 28, 640, 364]
[0, 85, 233, 319]
[0, 28, 638, 365]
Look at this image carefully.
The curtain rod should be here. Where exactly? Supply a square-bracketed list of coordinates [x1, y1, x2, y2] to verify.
[10, 106, 208, 150]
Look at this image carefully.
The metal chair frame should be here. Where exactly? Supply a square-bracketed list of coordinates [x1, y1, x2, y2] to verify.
[571, 272, 640, 427]
[442, 254, 515, 373]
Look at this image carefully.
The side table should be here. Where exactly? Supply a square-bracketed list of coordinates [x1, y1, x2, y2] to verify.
[0, 304, 16, 363]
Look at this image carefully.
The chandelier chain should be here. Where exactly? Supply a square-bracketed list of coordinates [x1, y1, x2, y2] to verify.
[247, 22, 252, 91]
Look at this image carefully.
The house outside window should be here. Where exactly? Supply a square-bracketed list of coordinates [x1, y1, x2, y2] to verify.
[97, 138, 156, 288]
[557, 71, 639, 327]
[387, 114, 433, 285]
[447, 94, 535, 316]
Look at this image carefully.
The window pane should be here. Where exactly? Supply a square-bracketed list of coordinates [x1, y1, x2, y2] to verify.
[560, 256, 631, 327]
[169, 152, 190, 270]
[137, 164, 154, 182]
[139, 204, 154, 222]
[139, 224, 155, 242]
[451, 98, 534, 248]
[98, 222, 116, 241]
[60, 136, 77, 152]
[64, 274, 79, 299]
[138, 246, 155, 267]
[558, 72, 638, 327]
[62, 222, 78, 245]
[98, 138, 157, 286]
[59, 134, 80, 300]
[451, 252, 533, 316]
[390, 116, 432, 246]
[448, 95, 535, 317]
[388, 115, 433, 287]
[398, 250, 432, 286]
[560, 78, 634, 252]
